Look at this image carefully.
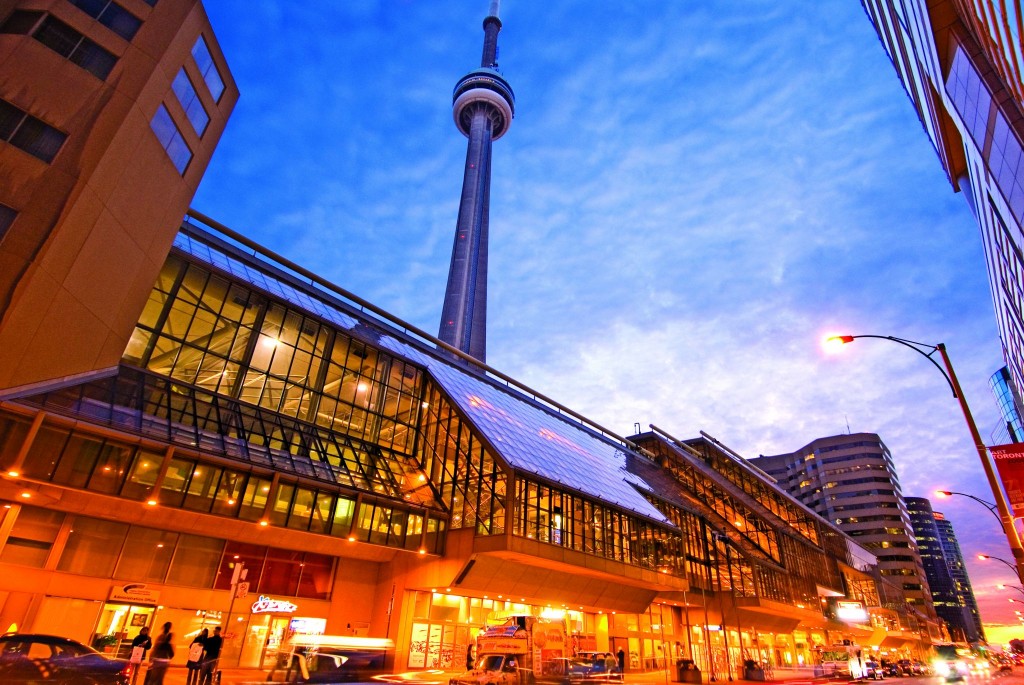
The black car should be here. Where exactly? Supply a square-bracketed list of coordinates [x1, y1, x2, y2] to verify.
[0, 633, 132, 684]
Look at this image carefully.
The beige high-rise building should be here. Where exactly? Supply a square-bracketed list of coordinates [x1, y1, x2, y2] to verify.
[0, 0, 238, 390]
[751, 434, 944, 639]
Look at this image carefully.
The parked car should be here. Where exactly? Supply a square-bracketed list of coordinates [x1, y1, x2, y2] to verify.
[549, 656, 623, 681]
[0, 633, 132, 684]
[879, 660, 900, 677]
[862, 660, 885, 680]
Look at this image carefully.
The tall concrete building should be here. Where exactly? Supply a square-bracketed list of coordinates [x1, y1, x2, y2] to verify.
[934, 510, 985, 641]
[0, 0, 238, 390]
[906, 497, 982, 642]
[750, 434, 942, 638]
[437, 2, 514, 363]
[860, 0, 1024, 398]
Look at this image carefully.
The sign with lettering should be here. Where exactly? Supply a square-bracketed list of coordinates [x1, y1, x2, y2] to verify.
[251, 595, 298, 614]
[109, 583, 161, 604]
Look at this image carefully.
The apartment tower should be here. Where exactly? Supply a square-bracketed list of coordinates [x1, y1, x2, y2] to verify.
[906, 497, 982, 642]
[860, 0, 1024, 405]
[750, 434, 939, 626]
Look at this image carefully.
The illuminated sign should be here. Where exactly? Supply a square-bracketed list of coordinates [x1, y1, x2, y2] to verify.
[109, 583, 161, 604]
[251, 595, 298, 614]
[836, 601, 868, 622]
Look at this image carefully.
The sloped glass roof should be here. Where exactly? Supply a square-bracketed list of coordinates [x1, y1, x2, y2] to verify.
[174, 227, 670, 526]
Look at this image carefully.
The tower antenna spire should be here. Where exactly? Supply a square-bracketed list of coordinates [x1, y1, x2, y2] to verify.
[437, 3, 515, 362]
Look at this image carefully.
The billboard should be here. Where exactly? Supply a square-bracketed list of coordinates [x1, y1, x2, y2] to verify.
[990, 443, 1024, 518]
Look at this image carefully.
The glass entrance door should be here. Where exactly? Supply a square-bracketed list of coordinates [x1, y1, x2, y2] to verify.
[93, 603, 156, 659]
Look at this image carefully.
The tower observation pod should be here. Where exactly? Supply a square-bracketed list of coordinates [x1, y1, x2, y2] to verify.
[437, 1, 515, 363]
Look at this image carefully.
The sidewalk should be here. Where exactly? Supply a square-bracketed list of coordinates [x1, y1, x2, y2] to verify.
[149, 664, 843, 685]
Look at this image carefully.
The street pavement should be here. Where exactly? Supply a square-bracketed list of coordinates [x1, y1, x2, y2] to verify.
[148, 665, 1024, 685]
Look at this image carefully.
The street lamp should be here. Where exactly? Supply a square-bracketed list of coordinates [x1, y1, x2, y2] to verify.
[826, 334, 1024, 585]
[935, 490, 1001, 525]
[997, 583, 1024, 599]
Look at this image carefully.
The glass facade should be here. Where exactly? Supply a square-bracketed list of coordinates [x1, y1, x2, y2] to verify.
[0, 220, 897, 670]
[0, 504, 334, 599]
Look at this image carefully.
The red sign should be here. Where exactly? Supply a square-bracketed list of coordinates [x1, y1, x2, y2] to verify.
[990, 443, 1024, 517]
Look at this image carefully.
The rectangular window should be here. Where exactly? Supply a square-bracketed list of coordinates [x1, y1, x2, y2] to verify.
[57, 517, 129, 577]
[150, 104, 192, 174]
[20, 16, 119, 80]
[191, 36, 225, 102]
[0, 98, 67, 163]
[0, 202, 15, 241]
[171, 68, 209, 136]
[165, 533, 223, 587]
[114, 526, 177, 582]
[68, 0, 141, 41]
[0, 507, 64, 567]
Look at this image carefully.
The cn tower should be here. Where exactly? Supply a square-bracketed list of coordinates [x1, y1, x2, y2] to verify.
[437, 1, 515, 363]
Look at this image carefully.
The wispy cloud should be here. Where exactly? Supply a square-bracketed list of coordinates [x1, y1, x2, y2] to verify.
[195, 1, 1012, 624]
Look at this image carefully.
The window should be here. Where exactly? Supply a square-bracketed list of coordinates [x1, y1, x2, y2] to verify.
[0, 203, 16, 241]
[0, 98, 67, 163]
[0, 13, 118, 80]
[68, 0, 141, 41]
[191, 36, 225, 102]
[57, 517, 129, 577]
[0, 507, 64, 567]
[150, 104, 192, 174]
[171, 68, 209, 136]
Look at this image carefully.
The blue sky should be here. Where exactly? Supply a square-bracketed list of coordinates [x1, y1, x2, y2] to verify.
[193, 1, 1018, 627]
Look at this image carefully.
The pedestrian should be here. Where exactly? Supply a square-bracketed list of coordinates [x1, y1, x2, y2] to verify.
[466, 642, 475, 669]
[186, 628, 208, 685]
[604, 652, 617, 674]
[145, 622, 174, 685]
[617, 648, 625, 674]
[129, 626, 151, 685]
[199, 625, 223, 685]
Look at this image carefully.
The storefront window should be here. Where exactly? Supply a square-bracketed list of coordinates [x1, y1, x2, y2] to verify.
[216, 541, 266, 590]
[114, 526, 179, 582]
[0, 506, 64, 567]
[58, 517, 129, 577]
[160, 458, 194, 508]
[295, 553, 333, 599]
[165, 533, 223, 587]
[87, 442, 135, 494]
[121, 450, 164, 500]
[211, 469, 246, 516]
[261, 548, 303, 596]
[183, 464, 221, 512]
[239, 477, 271, 521]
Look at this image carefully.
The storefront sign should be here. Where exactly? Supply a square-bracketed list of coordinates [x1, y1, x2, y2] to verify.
[251, 595, 298, 614]
[109, 583, 161, 604]
[836, 601, 868, 622]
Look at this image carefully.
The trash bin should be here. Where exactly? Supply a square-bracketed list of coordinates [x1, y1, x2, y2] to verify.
[675, 659, 701, 683]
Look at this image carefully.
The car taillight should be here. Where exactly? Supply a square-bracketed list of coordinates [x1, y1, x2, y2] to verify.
[118, 662, 134, 677]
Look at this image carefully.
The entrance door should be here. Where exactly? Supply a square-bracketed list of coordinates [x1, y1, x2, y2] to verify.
[93, 603, 156, 659]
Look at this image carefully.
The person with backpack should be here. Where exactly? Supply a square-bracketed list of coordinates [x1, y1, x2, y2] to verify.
[145, 622, 174, 685]
[186, 628, 207, 685]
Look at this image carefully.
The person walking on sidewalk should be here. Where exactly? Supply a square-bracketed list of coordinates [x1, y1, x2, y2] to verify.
[129, 626, 151, 685]
[186, 628, 208, 685]
[145, 622, 174, 685]
[199, 626, 223, 685]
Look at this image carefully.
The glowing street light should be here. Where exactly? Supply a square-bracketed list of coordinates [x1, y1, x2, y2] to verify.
[826, 334, 1024, 584]
[935, 490, 1001, 525]
[997, 583, 1024, 599]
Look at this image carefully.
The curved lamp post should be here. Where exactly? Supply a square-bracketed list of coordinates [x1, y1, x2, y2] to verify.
[826, 334, 1024, 585]
[935, 490, 1000, 525]
[996, 582, 1024, 599]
